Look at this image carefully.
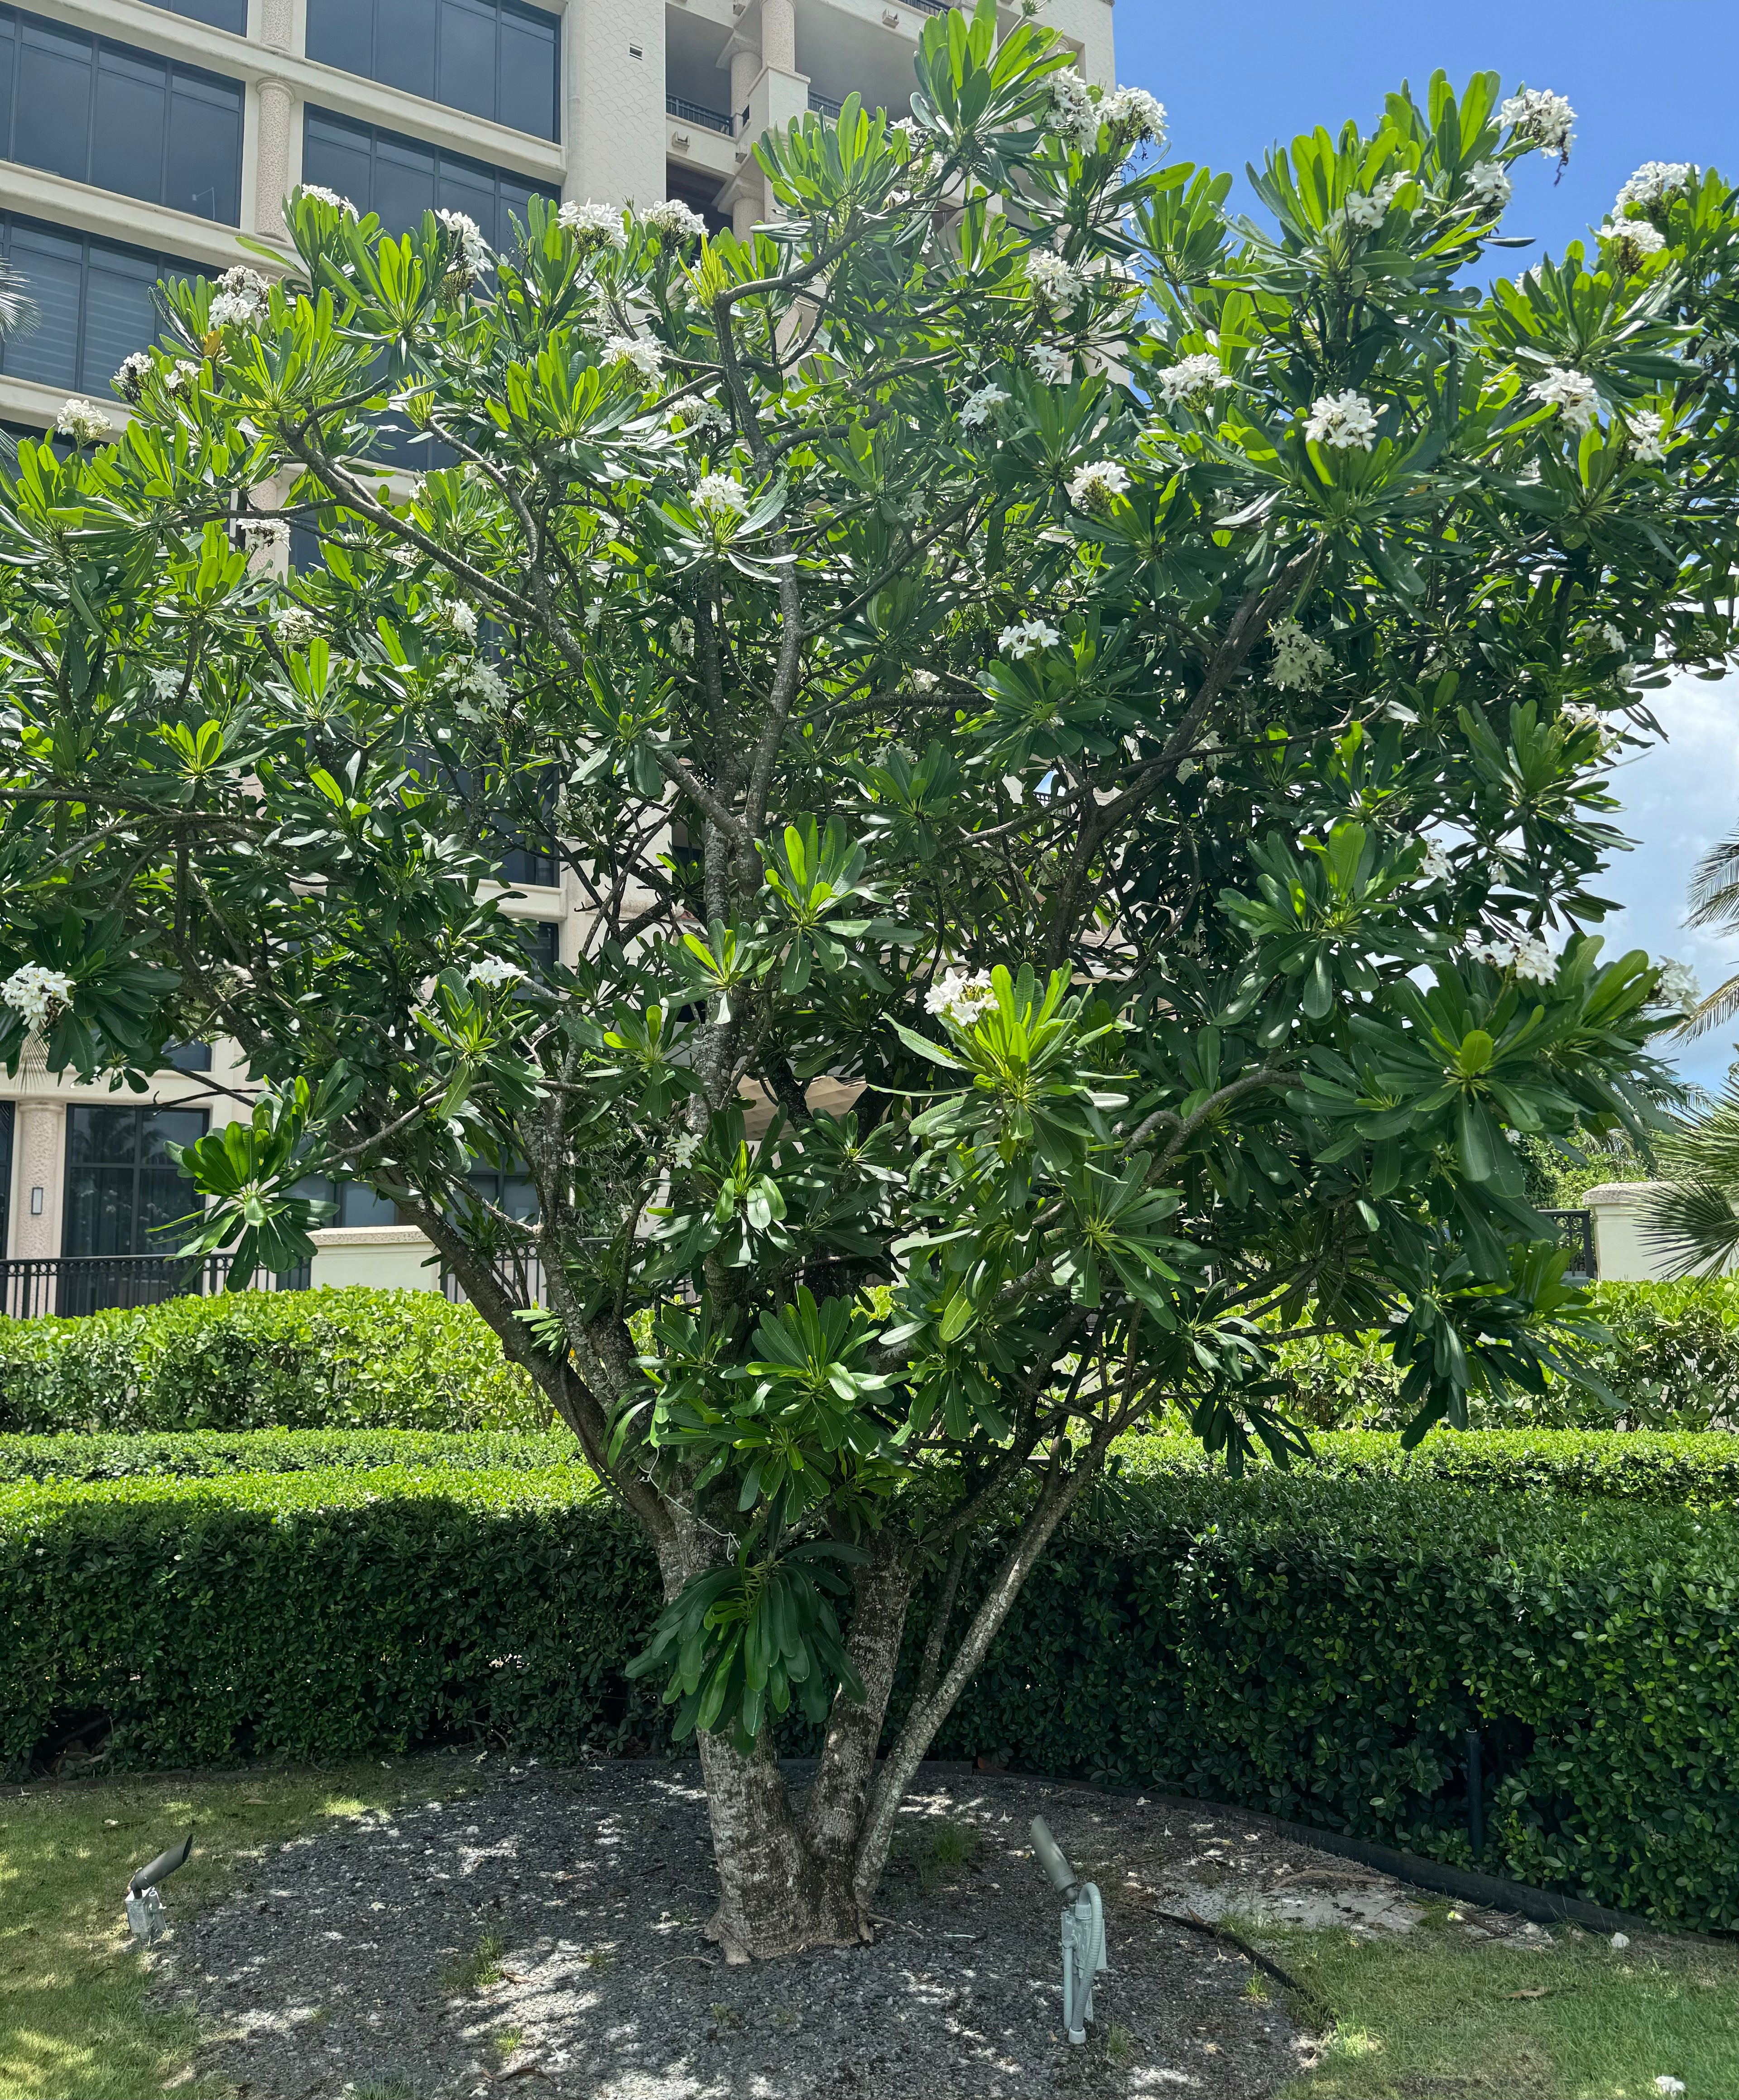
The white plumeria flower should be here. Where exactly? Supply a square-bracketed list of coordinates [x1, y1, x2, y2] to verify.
[1462, 161, 1512, 211]
[1616, 162, 1696, 213]
[113, 351, 154, 402]
[925, 967, 998, 1030]
[1100, 86, 1167, 151]
[1528, 366, 1600, 433]
[959, 380, 1010, 428]
[694, 473, 749, 518]
[296, 184, 355, 216]
[557, 199, 627, 250]
[1046, 71, 1100, 154]
[1626, 408, 1667, 464]
[1305, 390, 1379, 450]
[1026, 249, 1085, 311]
[1467, 933, 1518, 969]
[207, 292, 259, 329]
[1268, 620, 1334, 692]
[1512, 935, 1556, 984]
[1, 962, 74, 1033]
[604, 333, 666, 384]
[642, 197, 707, 241]
[673, 395, 730, 440]
[1155, 352, 1222, 408]
[1499, 86, 1576, 161]
[148, 667, 183, 699]
[1029, 342, 1073, 384]
[435, 597, 479, 640]
[468, 956, 526, 989]
[1339, 174, 1410, 233]
[911, 668, 940, 694]
[669, 1128, 702, 1169]
[236, 516, 289, 553]
[273, 606, 321, 647]
[1417, 840, 1452, 884]
[164, 360, 201, 396]
[1602, 218, 1667, 267]
[1656, 958, 1700, 1016]
[56, 397, 112, 443]
[1067, 460, 1131, 512]
[998, 618, 1061, 659]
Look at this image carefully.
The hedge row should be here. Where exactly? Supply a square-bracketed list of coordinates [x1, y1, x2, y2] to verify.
[5, 1459, 1735, 1928]
[7, 1423, 1735, 1505]
[0, 1289, 545, 1434]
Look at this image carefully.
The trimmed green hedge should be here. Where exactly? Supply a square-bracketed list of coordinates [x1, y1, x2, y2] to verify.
[5, 1453, 1736, 1927]
[0, 1428, 581, 1482]
[0, 1288, 544, 1434]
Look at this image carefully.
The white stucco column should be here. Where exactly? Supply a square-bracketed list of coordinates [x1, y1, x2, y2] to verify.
[253, 78, 295, 241]
[11, 1100, 64, 1261]
[566, 0, 666, 211]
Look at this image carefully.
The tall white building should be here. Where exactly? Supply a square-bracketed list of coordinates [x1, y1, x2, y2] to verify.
[0, 0, 1115, 1307]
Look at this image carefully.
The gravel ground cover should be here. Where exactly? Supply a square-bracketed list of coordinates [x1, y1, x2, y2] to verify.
[151, 1759, 1539, 2100]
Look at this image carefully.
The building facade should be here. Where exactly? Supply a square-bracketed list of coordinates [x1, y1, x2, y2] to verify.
[0, 0, 1115, 1303]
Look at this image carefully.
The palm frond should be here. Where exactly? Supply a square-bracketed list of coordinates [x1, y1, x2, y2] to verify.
[1686, 833, 1739, 928]
[1676, 972, 1739, 1039]
[1640, 1178, 1739, 1278]
[0, 257, 34, 340]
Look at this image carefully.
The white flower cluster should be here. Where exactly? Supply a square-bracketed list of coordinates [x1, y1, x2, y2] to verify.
[642, 197, 707, 241]
[1655, 957, 1701, 1017]
[1626, 408, 1667, 463]
[669, 1127, 701, 1169]
[236, 515, 289, 553]
[959, 380, 1010, 428]
[296, 184, 355, 216]
[558, 199, 627, 251]
[999, 617, 1061, 660]
[1340, 173, 1411, 233]
[434, 596, 479, 641]
[442, 658, 509, 706]
[1155, 352, 1222, 408]
[604, 333, 666, 384]
[148, 667, 183, 699]
[1528, 365, 1600, 433]
[113, 351, 154, 403]
[1653, 2078, 1686, 2097]
[388, 543, 421, 569]
[1100, 85, 1167, 150]
[1467, 931, 1556, 982]
[673, 395, 730, 441]
[209, 264, 269, 331]
[1029, 342, 1073, 384]
[1499, 87, 1576, 161]
[1615, 162, 1696, 214]
[1068, 459, 1130, 512]
[925, 967, 997, 1030]
[1462, 161, 1512, 211]
[2, 962, 74, 1033]
[468, 956, 526, 990]
[1417, 840, 1452, 884]
[694, 473, 749, 518]
[1603, 218, 1667, 269]
[1047, 71, 1101, 154]
[435, 209, 489, 285]
[55, 397, 111, 443]
[165, 360, 201, 397]
[1304, 389, 1379, 450]
[1268, 619, 1334, 691]
[273, 606, 321, 646]
[1026, 249, 1085, 312]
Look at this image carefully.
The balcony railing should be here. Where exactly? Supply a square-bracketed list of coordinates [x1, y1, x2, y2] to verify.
[442, 1248, 548, 1311]
[0, 1252, 311, 1321]
[1540, 1208, 1596, 1283]
[808, 89, 845, 121]
[666, 92, 734, 136]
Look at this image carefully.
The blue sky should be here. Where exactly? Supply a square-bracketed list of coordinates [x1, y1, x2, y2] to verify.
[1114, 0, 1739, 1088]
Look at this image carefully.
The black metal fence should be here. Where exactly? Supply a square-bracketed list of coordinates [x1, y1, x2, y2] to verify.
[442, 1249, 548, 1311]
[665, 92, 734, 135]
[1540, 1207, 1596, 1283]
[0, 1253, 310, 1321]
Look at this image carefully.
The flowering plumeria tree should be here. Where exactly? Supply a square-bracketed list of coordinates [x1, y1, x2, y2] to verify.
[2, 9, 1738, 1952]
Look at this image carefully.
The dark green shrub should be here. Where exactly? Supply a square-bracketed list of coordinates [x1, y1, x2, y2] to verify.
[0, 1289, 545, 1434]
[6, 1454, 1736, 1927]
[0, 1428, 582, 1482]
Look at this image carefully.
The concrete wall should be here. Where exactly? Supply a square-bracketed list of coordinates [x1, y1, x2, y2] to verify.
[308, 1225, 442, 1293]
[1581, 1181, 1712, 1284]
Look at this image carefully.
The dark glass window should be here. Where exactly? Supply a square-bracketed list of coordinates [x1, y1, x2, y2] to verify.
[303, 107, 558, 252]
[0, 216, 199, 396]
[62, 1105, 207, 1257]
[0, 7, 243, 222]
[307, 0, 559, 142]
[294, 1173, 402, 1229]
[518, 918, 560, 975]
[143, 0, 247, 31]
[467, 1153, 538, 1222]
[161, 1040, 213, 1072]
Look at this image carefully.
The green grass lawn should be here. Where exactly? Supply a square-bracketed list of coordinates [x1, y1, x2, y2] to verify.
[0, 1762, 404, 2100]
[1275, 1910, 1739, 2100]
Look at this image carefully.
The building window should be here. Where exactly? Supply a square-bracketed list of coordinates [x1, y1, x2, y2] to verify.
[302, 107, 558, 255]
[307, 0, 560, 143]
[466, 1153, 538, 1222]
[0, 8, 244, 222]
[294, 1173, 403, 1230]
[62, 1105, 207, 1259]
[160, 1040, 213, 1072]
[142, 0, 247, 32]
[0, 216, 201, 396]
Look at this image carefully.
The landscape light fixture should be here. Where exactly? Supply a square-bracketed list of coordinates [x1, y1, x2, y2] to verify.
[1029, 1815, 1107, 2044]
[125, 1831, 193, 1943]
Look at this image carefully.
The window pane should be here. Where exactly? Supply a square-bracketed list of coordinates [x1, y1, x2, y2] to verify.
[91, 49, 167, 207]
[81, 244, 161, 394]
[0, 27, 17, 159]
[373, 133, 439, 235]
[496, 178, 556, 250]
[499, 4, 557, 139]
[143, 0, 248, 30]
[305, 0, 374, 76]
[2, 225, 82, 389]
[16, 21, 92, 185]
[68, 1105, 140, 1170]
[168, 71, 242, 222]
[162, 1040, 213, 1072]
[338, 1182, 400, 1227]
[437, 0, 496, 122]
[435, 154, 495, 239]
[376, 0, 436, 103]
[140, 1108, 207, 1164]
[303, 111, 375, 216]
